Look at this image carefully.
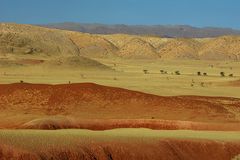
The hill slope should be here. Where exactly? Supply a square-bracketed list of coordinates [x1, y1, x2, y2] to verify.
[118, 38, 159, 58]
[158, 38, 201, 59]
[0, 83, 239, 127]
[1, 23, 240, 60]
[0, 23, 80, 56]
[199, 36, 240, 60]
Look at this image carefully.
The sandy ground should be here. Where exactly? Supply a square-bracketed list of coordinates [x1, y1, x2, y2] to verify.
[0, 58, 239, 98]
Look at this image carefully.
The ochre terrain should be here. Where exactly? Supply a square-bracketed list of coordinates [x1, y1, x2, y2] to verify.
[1, 23, 240, 160]
[0, 83, 239, 130]
[1, 23, 240, 60]
[1, 137, 240, 160]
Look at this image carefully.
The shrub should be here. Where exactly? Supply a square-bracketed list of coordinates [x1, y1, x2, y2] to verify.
[203, 73, 207, 76]
[229, 74, 233, 77]
[175, 71, 180, 75]
[220, 72, 225, 77]
[197, 72, 201, 76]
[143, 69, 148, 74]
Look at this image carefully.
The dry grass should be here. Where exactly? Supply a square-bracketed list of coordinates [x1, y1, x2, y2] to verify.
[0, 129, 240, 160]
[0, 58, 239, 98]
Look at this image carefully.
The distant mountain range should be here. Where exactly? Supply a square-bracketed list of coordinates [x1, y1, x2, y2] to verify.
[39, 22, 240, 38]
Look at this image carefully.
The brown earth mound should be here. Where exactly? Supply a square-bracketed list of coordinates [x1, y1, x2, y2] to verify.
[20, 118, 240, 131]
[21, 116, 77, 130]
[0, 83, 240, 130]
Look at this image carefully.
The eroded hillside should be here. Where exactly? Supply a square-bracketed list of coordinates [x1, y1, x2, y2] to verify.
[1, 23, 240, 60]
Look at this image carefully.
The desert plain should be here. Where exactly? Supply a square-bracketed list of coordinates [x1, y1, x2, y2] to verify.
[0, 23, 240, 160]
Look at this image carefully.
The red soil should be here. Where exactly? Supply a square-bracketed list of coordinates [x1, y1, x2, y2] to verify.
[0, 83, 240, 130]
[1, 139, 240, 160]
[17, 59, 45, 65]
[21, 118, 240, 131]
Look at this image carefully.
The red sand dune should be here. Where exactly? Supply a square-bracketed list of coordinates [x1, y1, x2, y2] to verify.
[0, 83, 240, 130]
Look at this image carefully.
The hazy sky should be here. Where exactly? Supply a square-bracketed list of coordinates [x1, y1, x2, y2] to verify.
[1, 0, 240, 29]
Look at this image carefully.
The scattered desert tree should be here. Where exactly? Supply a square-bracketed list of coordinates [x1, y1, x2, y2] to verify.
[229, 74, 233, 77]
[197, 71, 201, 76]
[203, 72, 207, 76]
[175, 71, 180, 75]
[143, 69, 148, 74]
[220, 72, 225, 77]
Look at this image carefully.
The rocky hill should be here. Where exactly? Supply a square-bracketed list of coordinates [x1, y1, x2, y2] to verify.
[0, 23, 79, 57]
[1, 23, 240, 61]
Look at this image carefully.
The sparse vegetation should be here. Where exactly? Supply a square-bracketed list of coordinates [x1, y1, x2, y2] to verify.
[229, 74, 234, 77]
[143, 69, 148, 74]
[160, 70, 167, 74]
[175, 71, 180, 75]
[220, 72, 225, 77]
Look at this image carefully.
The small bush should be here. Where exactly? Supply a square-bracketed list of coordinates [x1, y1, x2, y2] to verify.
[220, 72, 225, 77]
[143, 69, 148, 74]
[197, 72, 201, 76]
[229, 74, 233, 77]
[203, 73, 207, 76]
[175, 71, 180, 75]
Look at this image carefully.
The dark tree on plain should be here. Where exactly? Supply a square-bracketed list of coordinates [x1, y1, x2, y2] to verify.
[220, 72, 225, 77]
[143, 69, 148, 74]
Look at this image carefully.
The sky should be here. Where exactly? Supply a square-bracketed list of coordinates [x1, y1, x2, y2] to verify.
[0, 0, 240, 29]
